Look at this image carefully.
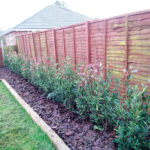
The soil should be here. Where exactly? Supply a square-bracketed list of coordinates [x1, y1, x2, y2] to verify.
[0, 67, 116, 150]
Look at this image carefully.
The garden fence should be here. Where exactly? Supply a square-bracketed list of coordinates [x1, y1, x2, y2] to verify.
[17, 9, 150, 93]
[0, 48, 3, 67]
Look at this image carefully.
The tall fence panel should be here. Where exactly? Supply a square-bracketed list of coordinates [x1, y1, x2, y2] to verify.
[0, 48, 3, 67]
[17, 9, 150, 93]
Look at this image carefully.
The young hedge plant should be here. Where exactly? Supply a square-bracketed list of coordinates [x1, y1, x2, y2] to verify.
[114, 85, 150, 150]
[75, 64, 120, 131]
[4, 52, 150, 150]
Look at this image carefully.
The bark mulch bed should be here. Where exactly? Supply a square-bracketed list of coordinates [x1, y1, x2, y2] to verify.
[0, 67, 116, 150]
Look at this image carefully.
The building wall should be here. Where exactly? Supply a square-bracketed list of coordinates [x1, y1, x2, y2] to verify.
[5, 31, 30, 46]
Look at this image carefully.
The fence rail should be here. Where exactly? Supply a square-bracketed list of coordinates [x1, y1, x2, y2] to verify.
[17, 9, 150, 93]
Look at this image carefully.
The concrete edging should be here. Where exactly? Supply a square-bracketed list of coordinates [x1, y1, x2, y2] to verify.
[1, 79, 70, 150]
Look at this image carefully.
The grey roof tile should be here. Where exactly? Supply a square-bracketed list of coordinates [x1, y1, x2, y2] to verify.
[14, 5, 91, 29]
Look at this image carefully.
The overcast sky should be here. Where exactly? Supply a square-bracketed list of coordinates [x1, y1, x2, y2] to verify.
[0, 0, 150, 30]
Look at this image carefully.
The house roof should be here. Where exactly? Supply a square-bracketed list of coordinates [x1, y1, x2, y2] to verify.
[0, 28, 14, 37]
[14, 4, 91, 30]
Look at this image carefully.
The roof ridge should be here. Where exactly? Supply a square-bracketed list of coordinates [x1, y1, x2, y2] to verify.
[54, 5, 91, 19]
[14, 4, 91, 29]
[14, 5, 51, 29]
[11, 4, 91, 30]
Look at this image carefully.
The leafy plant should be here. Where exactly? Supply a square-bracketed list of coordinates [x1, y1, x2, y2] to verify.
[4, 52, 150, 150]
[4, 52, 23, 75]
[114, 77, 150, 150]
[47, 58, 78, 110]
[75, 64, 120, 130]
[30, 62, 57, 95]
[21, 57, 32, 79]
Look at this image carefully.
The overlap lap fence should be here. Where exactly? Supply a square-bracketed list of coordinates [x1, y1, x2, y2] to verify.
[0, 48, 3, 67]
[17, 9, 150, 93]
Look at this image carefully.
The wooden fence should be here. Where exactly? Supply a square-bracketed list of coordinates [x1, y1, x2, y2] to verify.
[0, 48, 3, 67]
[17, 9, 150, 93]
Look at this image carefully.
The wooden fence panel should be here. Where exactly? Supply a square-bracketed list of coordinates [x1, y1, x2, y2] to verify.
[45, 30, 55, 62]
[28, 34, 34, 60]
[128, 13, 150, 92]
[74, 24, 86, 65]
[89, 20, 106, 77]
[33, 33, 42, 62]
[0, 48, 3, 67]
[17, 9, 150, 93]
[106, 16, 126, 92]
[56, 29, 65, 64]
[39, 32, 47, 63]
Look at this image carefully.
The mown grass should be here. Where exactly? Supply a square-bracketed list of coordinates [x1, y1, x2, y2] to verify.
[0, 81, 56, 150]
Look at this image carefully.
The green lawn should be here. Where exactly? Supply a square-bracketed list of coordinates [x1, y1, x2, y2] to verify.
[0, 81, 56, 150]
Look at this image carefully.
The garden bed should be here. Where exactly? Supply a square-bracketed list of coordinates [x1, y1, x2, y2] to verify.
[0, 67, 115, 150]
[0, 81, 55, 150]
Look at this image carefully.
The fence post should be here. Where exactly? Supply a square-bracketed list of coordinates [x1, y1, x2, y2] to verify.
[0, 48, 3, 67]
[32, 33, 37, 62]
[28, 34, 32, 59]
[63, 29, 66, 59]
[25, 35, 29, 56]
[125, 15, 128, 71]
[44, 31, 49, 63]
[22, 35, 26, 55]
[19, 36, 23, 54]
[85, 21, 90, 65]
[72, 26, 76, 70]
[20, 36, 24, 54]
[25, 35, 28, 55]
[29, 34, 33, 59]
[124, 15, 129, 94]
[38, 32, 42, 62]
[1, 40, 4, 66]
[17, 34, 20, 51]
[53, 29, 58, 63]
[26, 35, 30, 56]
[17, 36, 20, 52]
[104, 20, 107, 81]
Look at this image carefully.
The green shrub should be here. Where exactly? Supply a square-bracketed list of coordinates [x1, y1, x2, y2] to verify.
[4, 52, 23, 75]
[114, 85, 150, 150]
[30, 62, 56, 94]
[4, 45, 18, 53]
[75, 65, 120, 130]
[21, 58, 32, 79]
[47, 58, 78, 110]
[4, 52, 150, 150]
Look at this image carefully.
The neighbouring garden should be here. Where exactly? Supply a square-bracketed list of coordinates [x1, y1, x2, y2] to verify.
[0, 81, 56, 150]
[0, 50, 149, 150]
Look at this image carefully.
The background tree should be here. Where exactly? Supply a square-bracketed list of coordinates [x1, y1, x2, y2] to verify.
[54, 0, 67, 8]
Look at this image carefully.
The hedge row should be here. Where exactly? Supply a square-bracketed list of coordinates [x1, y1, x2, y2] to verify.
[4, 52, 150, 150]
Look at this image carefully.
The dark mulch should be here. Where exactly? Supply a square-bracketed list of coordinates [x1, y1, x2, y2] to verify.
[0, 67, 116, 150]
